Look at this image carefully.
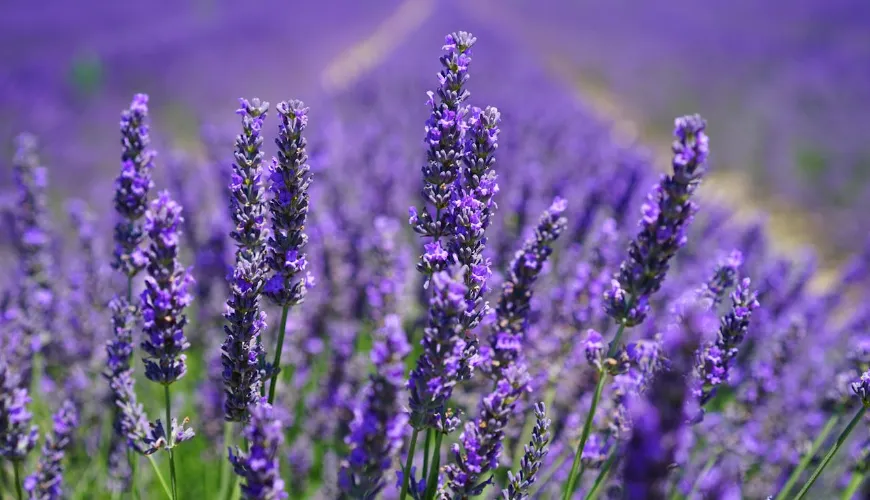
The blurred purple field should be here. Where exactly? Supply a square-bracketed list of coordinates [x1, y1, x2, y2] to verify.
[496, 0, 870, 248]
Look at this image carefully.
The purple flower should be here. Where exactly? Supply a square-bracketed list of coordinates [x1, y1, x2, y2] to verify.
[851, 371, 870, 406]
[339, 315, 411, 497]
[444, 373, 524, 497]
[408, 269, 473, 433]
[140, 192, 194, 385]
[696, 278, 760, 405]
[265, 100, 313, 308]
[410, 31, 478, 268]
[450, 106, 501, 330]
[701, 250, 743, 306]
[229, 399, 288, 500]
[24, 400, 78, 500]
[605, 115, 709, 327]
[0, 363, 38, 461]
[222, 98, 271, 422]
[112, 94, 156, 278]
[501, 403, 551, 500]
[104, 299, 159, 455]
[10, 134, 54, 360]
[485, 199, 568, 382]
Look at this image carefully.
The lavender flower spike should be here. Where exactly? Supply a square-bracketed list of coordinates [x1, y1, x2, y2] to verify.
[229, 399, 288, 500]
[696, 278, 760, 405]
[104, 298, 158, 455]
[605, 114, 709, 327]
[443, 369, 525, 498]
[451, 105, 501, 330]
[410, 32, 477, 276]
[339, 314, 411, 498]
[113, 94, 156, 279]
[485, 197, 568, 381]
[12, 133, 54, 326]
[0, 364, 38, 461]
[140, 191, 194, 385]
[264, 99, 313, 307]
[408, 268, 473, 433]
[222, 98, 270, 421]
[502, 403, 551, 500]
[24, 400, 78, 500]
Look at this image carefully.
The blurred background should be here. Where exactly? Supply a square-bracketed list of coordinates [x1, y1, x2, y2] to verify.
[2, 0, 869, 262]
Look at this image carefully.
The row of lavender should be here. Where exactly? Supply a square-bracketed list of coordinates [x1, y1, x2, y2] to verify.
[2, 31, 870, 499]
[500, 0, 870, 251]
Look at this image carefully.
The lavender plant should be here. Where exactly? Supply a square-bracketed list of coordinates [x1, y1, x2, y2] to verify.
[1, 25, 868, 500]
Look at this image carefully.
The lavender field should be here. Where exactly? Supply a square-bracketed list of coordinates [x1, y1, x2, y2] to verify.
[2, 1, 870, 499]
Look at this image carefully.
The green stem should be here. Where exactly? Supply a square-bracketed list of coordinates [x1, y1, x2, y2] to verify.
[399, 428, 420, 500]
[842, 472, 866, 500]
[585, 450, 618, 500]
[164, 385, 178, 500]
[562, 366, 612, 499]
[425, 433, 444, 500]
[218, 423, 233, 500]
[422, 429, 433, 484]
[267, 305, 291, 404]
[795, 406, 867, 500]
[129, 448, 138, 500]
[775, 413, 841, 500]
[146, 455, 173, 500]
[13, 461, 23, 500]
[685, 455, 718, 500]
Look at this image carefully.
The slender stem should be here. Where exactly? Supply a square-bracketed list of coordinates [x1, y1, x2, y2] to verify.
[146, 455, 173, 500]
[267, 305, 291, 404]
[775, 413, 840, 500]
[218, 423, 233, 500]
[795, 406, 867, 500]
[0, 461, 9, 490]
[842, 472, 866, 500]
[422, 429, 433, 484]
[13, 461, 23, 500]
[400, 428, 420, 500]
[129, 448, 138, 499]
[585, 450, 618, 500]
[425, 433, 444, 500]
[685, 455, 718, 500]
[562, 366, 612, 499]
[164, 385, 178, 500]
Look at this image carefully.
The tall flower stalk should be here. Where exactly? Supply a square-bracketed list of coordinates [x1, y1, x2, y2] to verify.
[11, 134, 54, 385]
[220, 98, 271, 500]
[402, 31, 479, 500]
[141, 192, 195, 499]
[563, 115, 710, 498]
[264, 99, 313, 405]
[24, 400, 78, 499]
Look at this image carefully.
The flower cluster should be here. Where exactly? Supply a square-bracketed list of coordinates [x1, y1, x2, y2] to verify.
[24, 400, 78, 499]
[264, 99, 313, 307]
[229, 399, 288, 500]
[605, 115, 709, 327]
[140, 191, 194, 385]
[222, 98, 270, 422]
[113, 94, 156, 278]
[339, 315, 411, 497]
